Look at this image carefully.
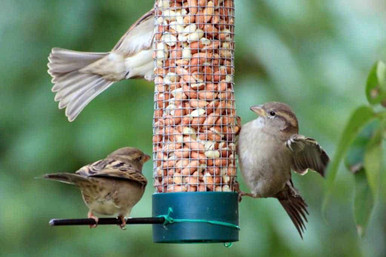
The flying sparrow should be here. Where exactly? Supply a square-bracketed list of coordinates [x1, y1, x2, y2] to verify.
[44, 147, 151, 228]
[48, 9, 155, 122]
[237, 102, 329, 238]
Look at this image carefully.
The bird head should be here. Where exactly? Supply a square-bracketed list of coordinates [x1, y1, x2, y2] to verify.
[108, 147, 151, 172]
[250, 102, 299, 136]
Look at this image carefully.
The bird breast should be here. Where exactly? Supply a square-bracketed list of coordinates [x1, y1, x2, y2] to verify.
[80, 178, 144, 217]
[238, 121, 292, 197]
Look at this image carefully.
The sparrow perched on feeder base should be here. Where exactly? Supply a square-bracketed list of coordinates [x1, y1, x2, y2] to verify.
[48, 9, 155, 122]
[44, 147, 150, 229]
[237, 102, 329, 238]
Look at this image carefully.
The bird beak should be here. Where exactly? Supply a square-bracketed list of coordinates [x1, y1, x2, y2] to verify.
[143, 154, 151, 163]
[250, 105, 266, 117]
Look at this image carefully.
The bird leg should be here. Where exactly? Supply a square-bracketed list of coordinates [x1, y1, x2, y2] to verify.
[233, 181, 256, 202]
[238, 191, 256, 202]
[88, 211, 99, 228]
[118, 215, 127, 230]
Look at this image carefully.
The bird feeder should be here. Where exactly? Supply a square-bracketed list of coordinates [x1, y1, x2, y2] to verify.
[47, 0, 239, 244]
[152, 0, 239, 243]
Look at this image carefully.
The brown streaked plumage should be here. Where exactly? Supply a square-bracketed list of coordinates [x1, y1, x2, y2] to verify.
[48, 9, 155, 122]
[44, 147, 151, 228]
[237, 102, 329, 238]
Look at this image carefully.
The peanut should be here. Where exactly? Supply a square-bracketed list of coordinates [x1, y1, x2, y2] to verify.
[153, 0, 237, 192]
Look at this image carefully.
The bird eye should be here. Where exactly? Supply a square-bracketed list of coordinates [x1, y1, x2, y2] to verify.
[269, 111, 276, 116]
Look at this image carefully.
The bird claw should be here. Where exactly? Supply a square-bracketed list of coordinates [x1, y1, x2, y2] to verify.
[234, 182, 255, 202]
[238, 191, 246, 202]
[88, 211, 99, 228]
[238, 191, 255, 202]
[118, 216, 126, 230]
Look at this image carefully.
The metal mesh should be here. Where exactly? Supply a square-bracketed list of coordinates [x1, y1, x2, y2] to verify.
[152, 0, 238, 193]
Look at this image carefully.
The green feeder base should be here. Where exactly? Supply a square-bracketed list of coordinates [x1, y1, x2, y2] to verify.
[152, 192, 239, 243]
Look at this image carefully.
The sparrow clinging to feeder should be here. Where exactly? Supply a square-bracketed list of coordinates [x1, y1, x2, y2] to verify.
[48, 9, 155, 122]
[237, 102, 329, 238]
[44, 147, 150, 229]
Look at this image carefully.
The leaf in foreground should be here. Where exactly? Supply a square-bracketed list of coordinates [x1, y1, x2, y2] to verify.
[364, 122, 385, 196]
[365, 61, 386, 106]
[323, 106, 375, 212]
[353, 169, 374, 237]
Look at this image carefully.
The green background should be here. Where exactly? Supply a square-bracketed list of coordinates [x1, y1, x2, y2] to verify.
[0, 0, 385, 256]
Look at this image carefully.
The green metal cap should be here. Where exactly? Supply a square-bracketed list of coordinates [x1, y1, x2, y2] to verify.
[152, 192, 239, 243]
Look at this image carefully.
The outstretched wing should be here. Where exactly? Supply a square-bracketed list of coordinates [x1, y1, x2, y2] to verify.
[76, 159, 147, 186]
[112, 9, 155, 56]
[286, 134, 329, 177]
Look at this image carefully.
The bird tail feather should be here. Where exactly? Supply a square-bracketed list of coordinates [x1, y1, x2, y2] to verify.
[276, 181, 309, 239]
[48, 48, 113, 122]
[43, 173, 89, 185]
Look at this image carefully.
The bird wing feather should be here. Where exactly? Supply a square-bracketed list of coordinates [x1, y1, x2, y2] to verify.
[286, 134, 329, 177]
[112, 9, 155, 56]
[76, 159, 147, 186]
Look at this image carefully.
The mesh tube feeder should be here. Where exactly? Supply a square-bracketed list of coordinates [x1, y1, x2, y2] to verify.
[152, 0, 239, 243]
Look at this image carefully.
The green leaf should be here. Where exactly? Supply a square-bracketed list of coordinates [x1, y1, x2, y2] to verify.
[364, 120, 385, 196]
[323, 106, 376, 212]
[344, 121, 379, 173]
[365, 61, 386, 106]
[353, 169, 374, 237]
[377, 61, 386, 89]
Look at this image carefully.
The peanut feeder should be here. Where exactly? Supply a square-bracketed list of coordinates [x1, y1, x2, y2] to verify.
[152, 0, 239, 243]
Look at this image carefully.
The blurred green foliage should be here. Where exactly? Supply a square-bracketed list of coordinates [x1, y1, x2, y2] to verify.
[0, 0, 385, 257]
[323, 60, 386, 237]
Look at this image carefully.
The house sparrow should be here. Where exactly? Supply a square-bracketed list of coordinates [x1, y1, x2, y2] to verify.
[44, 147, 150, 229]
[48, 9, 155, 122]
[237, 102, 329, 238]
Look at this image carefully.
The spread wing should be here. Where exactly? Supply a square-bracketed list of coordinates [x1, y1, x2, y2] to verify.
[286, 134, 329, 177]
[112, 9, 155, 56]
[76, 159, 147, 186]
